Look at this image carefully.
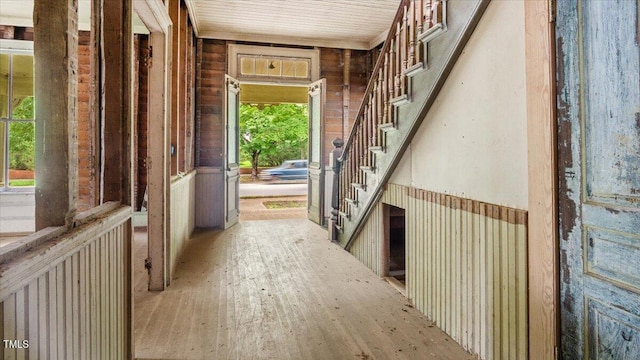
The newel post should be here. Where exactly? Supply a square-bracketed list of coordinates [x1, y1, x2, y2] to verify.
[329, 137, 344, 242]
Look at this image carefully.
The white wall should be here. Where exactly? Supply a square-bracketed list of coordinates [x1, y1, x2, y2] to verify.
[391, 0, 528, 210]
[0, 192, 35, 233]
[170, 171, 196, 277]
[195, 167, 224, 228]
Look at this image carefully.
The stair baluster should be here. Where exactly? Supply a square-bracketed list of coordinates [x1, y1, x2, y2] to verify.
[332, 0, 437, 241]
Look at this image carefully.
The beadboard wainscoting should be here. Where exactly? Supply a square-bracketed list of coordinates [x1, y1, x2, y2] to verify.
[0, 204, 133, 359]
[350, 183, 528, 360]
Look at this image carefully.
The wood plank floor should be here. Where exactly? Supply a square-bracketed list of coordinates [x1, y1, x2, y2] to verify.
[133, 219, 474, 360]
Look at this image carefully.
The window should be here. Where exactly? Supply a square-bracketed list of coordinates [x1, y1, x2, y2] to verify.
[0, 45, 35, 190]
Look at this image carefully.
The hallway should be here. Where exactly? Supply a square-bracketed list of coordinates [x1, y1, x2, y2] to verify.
[133, 219, 473, 359]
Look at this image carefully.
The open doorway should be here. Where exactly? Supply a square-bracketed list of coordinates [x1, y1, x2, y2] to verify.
[384, 204, 406, 294]
[223, 45, 324, 228]
[237, 83, 310, 221]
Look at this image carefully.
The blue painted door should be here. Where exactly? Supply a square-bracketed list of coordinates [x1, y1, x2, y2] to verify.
[557, 0, 640, 358]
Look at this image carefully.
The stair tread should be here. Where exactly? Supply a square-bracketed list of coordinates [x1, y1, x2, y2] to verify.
[390, 94, 409, 105]
[404, 62, 424, 77]
[345, 197, 358, 205]
[336, 0, 486, 253]
[379, 122, 397, 132]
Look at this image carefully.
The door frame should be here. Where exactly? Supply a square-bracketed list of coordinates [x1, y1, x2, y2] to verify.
[524, 1, 559, 359]
[223, 78, 323, 224]
[223, 75, 240, 228]
[307, 79, 326, 225]
[134, 0, 172, 290]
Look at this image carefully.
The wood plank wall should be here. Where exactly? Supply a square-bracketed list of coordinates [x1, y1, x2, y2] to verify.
[184, 20, 196, 171]
[321, 48, 346, 165]
[135, 35, 150, 211]
[195, 39, 226, 168]
[0, 206, 132, 359]
[195, 41, 374, 168]
[320, 48, 370, 164]
[170, 171, 196, 277]
[350, 183, 529, 360]
[169, 1, 195, 175]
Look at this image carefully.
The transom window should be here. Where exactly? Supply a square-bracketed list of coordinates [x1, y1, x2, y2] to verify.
[227, 44, 320, 84]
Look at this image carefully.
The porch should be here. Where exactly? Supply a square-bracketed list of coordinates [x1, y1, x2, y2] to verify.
[133, 219, 473, 359]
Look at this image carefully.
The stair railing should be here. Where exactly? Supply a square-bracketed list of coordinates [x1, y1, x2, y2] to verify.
[333, 0, 444, 236]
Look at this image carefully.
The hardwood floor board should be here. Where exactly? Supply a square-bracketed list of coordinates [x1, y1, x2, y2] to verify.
[249, 244, 308, 359]
[134, 219, 474, 359]
[230, 234, 288, 359]
[267, 241, 352, 360]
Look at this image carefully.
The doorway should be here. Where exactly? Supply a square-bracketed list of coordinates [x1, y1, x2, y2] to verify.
[237, 83, 310, 222]
[384, 204, 406, 294]
[224, 44, 324, 227]
[224, 77, 326, 227]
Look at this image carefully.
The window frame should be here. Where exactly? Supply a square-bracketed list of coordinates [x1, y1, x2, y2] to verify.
[0, 40, 35, 192]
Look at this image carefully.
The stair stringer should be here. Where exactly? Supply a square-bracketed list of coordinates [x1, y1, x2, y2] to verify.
[337, 0, 491, 249]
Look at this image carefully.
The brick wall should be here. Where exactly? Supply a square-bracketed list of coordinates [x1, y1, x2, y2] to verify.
[77, 31, 95, 212]
[0, 26, 34, 40]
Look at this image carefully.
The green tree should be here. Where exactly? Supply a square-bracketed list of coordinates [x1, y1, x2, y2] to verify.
[240, 103, 308, 178]
[9, 97, 35, 171]
[12, 96, 34, 120]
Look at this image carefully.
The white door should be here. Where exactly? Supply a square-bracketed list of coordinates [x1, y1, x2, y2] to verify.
[307, 79, 325, 225]
[224, 75, 240, 228]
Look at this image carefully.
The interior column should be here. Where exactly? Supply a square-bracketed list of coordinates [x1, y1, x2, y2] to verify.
[33, 0, 79, 229]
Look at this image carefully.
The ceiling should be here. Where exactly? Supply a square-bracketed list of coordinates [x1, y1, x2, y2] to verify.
[184, 0, 399, 50]
[0, 0, 399, 50]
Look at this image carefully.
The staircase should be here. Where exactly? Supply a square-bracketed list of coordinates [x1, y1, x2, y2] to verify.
[332, 0, 490, 249]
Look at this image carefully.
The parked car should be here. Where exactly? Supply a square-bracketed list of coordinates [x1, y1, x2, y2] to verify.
[259, 160, 308, 181]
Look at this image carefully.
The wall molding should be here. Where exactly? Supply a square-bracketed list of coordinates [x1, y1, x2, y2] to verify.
[404, 186, 528, 225]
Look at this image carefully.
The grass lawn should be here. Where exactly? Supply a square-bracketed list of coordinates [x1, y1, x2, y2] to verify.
[262, 200, 307, 209]
[9, 179, 35, 187]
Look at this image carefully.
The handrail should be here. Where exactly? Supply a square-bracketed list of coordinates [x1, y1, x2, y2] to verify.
[339, 0, 410, 157]
[335, 0, 441, 230]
